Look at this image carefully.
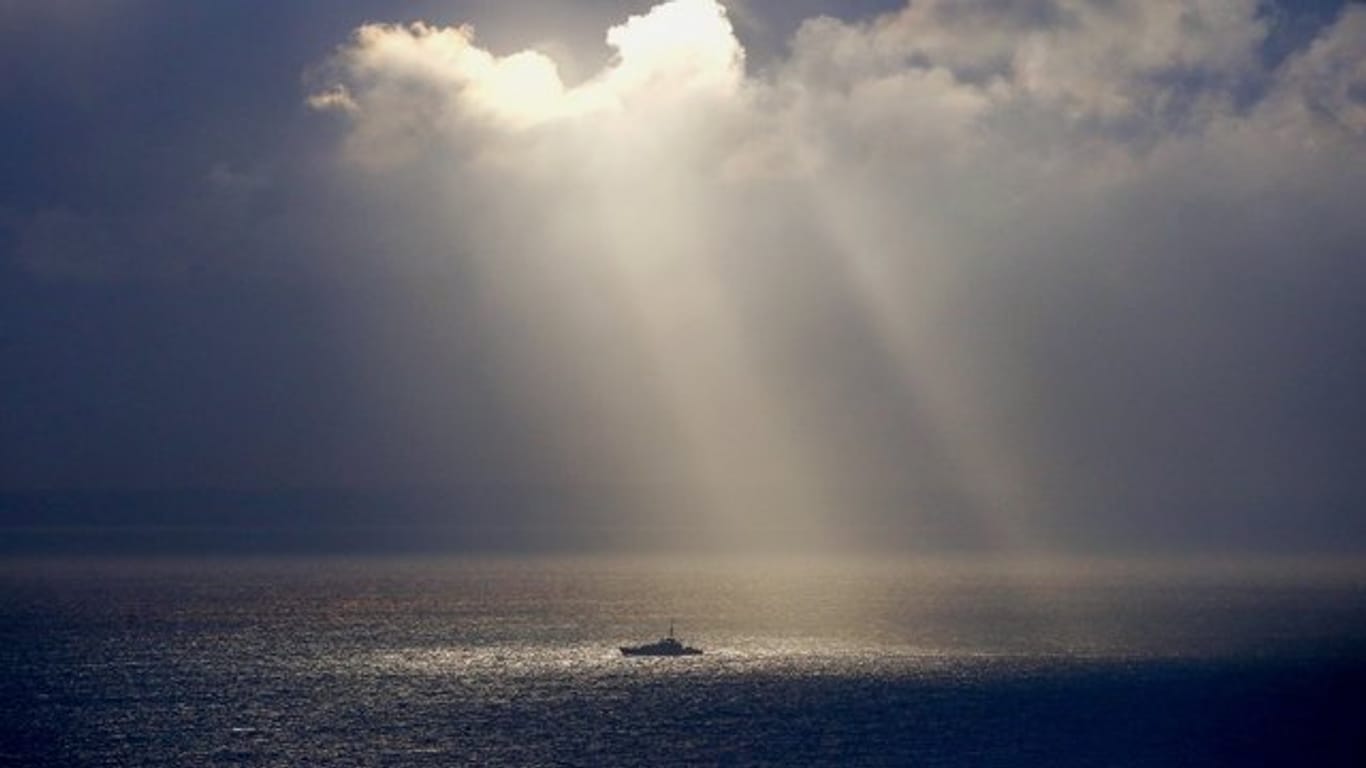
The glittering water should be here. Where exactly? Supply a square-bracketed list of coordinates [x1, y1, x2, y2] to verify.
[2, 557, 1364, 766]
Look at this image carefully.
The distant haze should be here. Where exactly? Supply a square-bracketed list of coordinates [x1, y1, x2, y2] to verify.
[2, 1, 1365, 555]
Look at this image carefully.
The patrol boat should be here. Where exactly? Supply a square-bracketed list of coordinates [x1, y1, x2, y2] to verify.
[619, 621, 703, 656]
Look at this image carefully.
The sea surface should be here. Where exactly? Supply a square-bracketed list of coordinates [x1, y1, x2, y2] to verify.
[2, 556, 1364, 766]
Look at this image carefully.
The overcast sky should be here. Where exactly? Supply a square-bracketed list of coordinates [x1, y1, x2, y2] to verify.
[2, 0, 1364, 555]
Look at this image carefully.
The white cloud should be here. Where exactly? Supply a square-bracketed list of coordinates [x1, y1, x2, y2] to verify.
[1266, 6, 1366, 137]
[310, 0, 1364, 187]
[305, 84, 357, 113]
[310, 0, 745, 167]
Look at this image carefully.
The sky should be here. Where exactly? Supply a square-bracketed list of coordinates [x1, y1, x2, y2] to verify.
[2, 0, 1364, 555]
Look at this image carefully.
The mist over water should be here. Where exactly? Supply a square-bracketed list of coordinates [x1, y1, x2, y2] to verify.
[4, 555, 1364, 765]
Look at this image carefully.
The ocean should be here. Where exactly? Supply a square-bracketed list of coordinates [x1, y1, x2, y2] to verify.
[2, 556, 1363, 766]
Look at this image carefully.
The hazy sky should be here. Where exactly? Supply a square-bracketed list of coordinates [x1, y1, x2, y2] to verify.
[2, 0, 1364, 554]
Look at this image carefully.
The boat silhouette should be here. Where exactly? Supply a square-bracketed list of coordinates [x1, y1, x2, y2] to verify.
[619, 621, 703, 656]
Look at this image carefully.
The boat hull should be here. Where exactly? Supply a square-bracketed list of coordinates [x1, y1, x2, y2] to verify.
[619, 646, 703, 657]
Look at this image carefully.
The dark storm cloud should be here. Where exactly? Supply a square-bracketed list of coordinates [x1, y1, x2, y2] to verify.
[0, 1, 552, 493]
[2, 1, 1364, 554]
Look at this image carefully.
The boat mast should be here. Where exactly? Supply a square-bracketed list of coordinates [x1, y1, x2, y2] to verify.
[669, 619, 674, 638]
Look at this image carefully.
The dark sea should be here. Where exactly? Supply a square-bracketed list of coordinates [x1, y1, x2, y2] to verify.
[2, 556, 1364, 766]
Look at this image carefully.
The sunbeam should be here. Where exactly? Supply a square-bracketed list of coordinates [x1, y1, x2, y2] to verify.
[301, 0, 1366, 556]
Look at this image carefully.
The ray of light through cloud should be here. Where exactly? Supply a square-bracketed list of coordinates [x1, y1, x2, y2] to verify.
[307, 0, 1366, 554]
